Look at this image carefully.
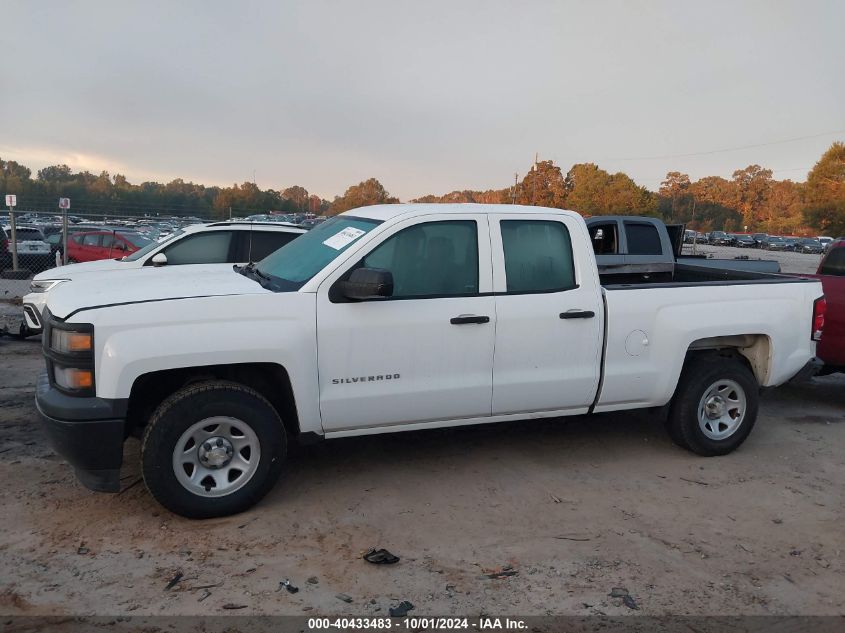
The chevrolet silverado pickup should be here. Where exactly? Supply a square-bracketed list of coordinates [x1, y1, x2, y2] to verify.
[35, 204, 825, 518]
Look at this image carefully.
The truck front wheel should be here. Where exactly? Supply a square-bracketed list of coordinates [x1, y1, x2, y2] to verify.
[141, 381, 286, 518]
[667, 355, 759, 456]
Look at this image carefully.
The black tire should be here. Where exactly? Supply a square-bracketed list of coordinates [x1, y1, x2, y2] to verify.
[18, 322, 31, 339]
[666, 354, 759, 456]
[141, 380, 286, 518]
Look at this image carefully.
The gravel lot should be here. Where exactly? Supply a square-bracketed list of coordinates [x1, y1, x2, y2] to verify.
[1, 330, 843, 618]
[682, 243, 824, 275]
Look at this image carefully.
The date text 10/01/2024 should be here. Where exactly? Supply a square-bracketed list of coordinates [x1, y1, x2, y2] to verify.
[307, 617, 527, 630]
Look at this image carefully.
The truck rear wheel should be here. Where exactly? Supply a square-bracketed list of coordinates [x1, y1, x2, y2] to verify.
[667, 355, 758, 456]
[141, 380, 286, 518]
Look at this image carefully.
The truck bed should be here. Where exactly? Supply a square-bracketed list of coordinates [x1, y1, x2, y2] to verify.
[600, 263, 809, 289]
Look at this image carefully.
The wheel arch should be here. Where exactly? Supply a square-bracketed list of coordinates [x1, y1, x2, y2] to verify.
[127, 362, 300, 439]
[685, 333, 772, 385]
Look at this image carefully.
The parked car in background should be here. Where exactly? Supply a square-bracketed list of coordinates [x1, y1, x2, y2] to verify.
[803, 239, 844, 374]
[818, 236, 834, 252]
[782, 237, 800, 251]
[1, 226, 53, 273]
[752, 233, 768, 248]
[796, 238, 825, 254]
[695, 232, 708, 244]
[20, 221, 306, 337]
[66, 230, 153, 263]
[683, 229, 696, 244]
[733, 234, 756, 248]
[707, 231, 734, 246]
[762, 236, 788, 251]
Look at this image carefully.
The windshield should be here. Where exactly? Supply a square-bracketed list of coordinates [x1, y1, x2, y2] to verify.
[123, 228, 185, 261]
[120, 232, 153, 248]
[255, 215, 382, 290]
[768, 237, 783, 242]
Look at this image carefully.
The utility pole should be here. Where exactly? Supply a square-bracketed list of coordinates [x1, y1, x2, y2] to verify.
[512, 173, 518, 204]
[690, 198, 697, 256]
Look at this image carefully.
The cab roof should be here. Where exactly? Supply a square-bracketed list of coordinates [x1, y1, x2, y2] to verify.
[342, 203, 582, 222]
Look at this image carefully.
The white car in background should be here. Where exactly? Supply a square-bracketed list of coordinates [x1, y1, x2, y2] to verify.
[2, 225, 53, 273]
[20, 221, 306, 336]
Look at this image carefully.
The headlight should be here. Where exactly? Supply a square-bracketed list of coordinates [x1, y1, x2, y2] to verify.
[51, 329, 93, 353]
[43, 313, 96, 396]
[29, 279, 68, 293]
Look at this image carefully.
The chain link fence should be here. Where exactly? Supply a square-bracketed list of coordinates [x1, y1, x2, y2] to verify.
[0, 209, 215, 299]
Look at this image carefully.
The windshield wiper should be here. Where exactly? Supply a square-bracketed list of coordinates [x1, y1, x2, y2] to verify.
[236, 262, 275, 289]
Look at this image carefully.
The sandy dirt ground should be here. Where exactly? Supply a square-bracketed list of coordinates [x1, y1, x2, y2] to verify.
[0, 330, 843, 619]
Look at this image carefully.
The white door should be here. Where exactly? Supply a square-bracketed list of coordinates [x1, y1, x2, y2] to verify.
[317, 215, 495, 431]
[490, 213, 604, 415]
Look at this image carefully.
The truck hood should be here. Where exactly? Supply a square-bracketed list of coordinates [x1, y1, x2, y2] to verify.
[34, 257, 133, 280]
[46, 264, 269, 320]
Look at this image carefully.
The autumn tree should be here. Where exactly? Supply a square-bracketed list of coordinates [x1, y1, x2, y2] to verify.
[564, 163, 657, 216]
[280, 185, 309, 211]
[329, 178, 398, 215]
[514, 160, 567, 208]
[731, 165, 773, 230]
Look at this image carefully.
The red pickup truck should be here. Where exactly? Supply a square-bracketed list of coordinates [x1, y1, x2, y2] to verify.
[808, 239, 845, 373]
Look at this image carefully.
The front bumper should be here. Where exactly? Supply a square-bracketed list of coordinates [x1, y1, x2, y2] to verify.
[787, 357, 824, 384]
[35, 371, 129, 492]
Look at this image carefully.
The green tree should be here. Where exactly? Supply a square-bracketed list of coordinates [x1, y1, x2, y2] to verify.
[803, 142, 845, 236]
[658, 171, 691, 222]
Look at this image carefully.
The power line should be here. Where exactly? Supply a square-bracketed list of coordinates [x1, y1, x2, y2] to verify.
[603, 128, 845, 162]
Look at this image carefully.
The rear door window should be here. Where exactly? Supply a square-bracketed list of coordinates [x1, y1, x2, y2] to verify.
[160, 231, 234, 265]
[500, 220, 576, 293]
[82, 234, 101, 247]
[624, 222, 662, 255]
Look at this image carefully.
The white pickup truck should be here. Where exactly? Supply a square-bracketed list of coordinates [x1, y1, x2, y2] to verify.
[36, 204, 825, 518]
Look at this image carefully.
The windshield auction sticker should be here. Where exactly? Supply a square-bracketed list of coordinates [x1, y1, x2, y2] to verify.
[323, 227, 366, 250]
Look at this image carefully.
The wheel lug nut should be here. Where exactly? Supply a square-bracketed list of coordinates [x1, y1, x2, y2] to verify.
[216, 438, 223, 447]
[203, 442, 212, 451]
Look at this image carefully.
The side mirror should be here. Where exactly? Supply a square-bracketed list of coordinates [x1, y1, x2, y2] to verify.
[339, 267, 393, 301]
[151, 252, 168, 266]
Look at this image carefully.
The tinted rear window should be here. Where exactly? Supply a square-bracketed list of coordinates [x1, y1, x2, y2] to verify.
[247, 231, 299, 261]
[13, 228, 44, 240]
[625, 223, 662, 255]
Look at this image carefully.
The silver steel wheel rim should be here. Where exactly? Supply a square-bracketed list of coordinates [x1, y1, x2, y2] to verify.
[697, 379, 746, 440]
[172, 416, 261, 498]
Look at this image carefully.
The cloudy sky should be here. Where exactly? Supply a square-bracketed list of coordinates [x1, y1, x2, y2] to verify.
[2, 0, 844, 200]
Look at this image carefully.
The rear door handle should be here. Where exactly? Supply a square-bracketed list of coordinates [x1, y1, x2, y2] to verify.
[559, 310, 595, 319]
[450, 315, 490, 325]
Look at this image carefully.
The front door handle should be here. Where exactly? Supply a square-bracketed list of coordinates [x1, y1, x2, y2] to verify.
[450, 315, 490, 325]
[559, 310, 595, 319]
